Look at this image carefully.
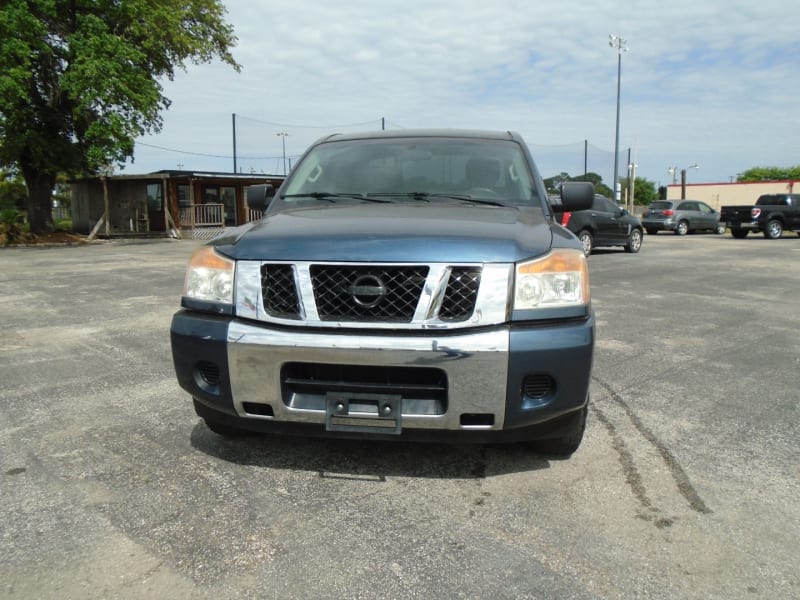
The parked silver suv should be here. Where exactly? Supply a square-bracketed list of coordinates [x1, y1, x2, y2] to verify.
[642, 200, 726, 235]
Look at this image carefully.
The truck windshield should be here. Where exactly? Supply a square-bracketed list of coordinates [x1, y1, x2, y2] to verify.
[278, 137, 538, 208]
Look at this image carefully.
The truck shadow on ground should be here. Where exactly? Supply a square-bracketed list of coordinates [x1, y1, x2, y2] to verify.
[189, 422, 553, 479]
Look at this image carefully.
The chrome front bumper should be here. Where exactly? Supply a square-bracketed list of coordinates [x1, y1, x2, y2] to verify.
[227, 320, 510, 431]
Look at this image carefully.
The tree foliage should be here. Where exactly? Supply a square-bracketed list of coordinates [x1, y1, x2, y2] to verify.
[619, 176, 658, 206]
[737, 166, 800, 182]
[0, 0, 240, 233]
[544, 171, 613, 200]
[0, 168, 27, 210]
[570, 172, 613, 199]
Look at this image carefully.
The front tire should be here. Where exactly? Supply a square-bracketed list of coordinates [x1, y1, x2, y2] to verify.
[577, 230, 593, 257]
[625, 228, 643, 253]
[530, 405, 588, 456]
[676, 220, 689, 236]
[715, 223, 726, 235]
[731, 228, 748, 239]
[764, 219, 783, 239]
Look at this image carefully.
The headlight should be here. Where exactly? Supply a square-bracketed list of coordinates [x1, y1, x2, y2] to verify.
[183, 246, 235, 305]
[514, 249, 589, 310]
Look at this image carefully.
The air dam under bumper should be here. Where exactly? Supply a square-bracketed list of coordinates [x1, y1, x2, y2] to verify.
[171, 310, 594, 442]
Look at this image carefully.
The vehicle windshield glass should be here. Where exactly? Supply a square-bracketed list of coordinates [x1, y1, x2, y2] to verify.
[277, 137, 538, 208]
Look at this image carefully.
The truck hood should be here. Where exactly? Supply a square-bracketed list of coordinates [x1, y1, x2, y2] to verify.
[214, 203, 554, 263]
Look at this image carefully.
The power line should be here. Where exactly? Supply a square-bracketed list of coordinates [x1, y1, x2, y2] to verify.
[135, 141, 287, 160]
[234, 114, 382, 130]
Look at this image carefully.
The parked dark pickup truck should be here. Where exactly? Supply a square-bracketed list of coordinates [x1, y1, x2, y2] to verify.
[171, 129, 596, 455]
[721, 193, 800, 238]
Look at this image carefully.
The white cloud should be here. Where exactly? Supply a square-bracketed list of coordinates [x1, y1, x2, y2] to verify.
[127, 0, 800, 186]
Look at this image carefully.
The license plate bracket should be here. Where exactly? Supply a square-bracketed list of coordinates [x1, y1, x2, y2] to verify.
[326, 392, 403, 435]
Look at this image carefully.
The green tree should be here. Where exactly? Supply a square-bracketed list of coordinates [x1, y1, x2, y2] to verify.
[0, 0, 240, 233]
[619, 176, 658, 206]
[571, 172, 613, 198]
[544, 171, 614, 198]
[0, 168, 27, 210]
[544, 172, 572, 193]
[737, 166, 800, 182]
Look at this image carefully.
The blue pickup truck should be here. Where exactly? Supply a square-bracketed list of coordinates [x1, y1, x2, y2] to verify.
[170, 129, 596, 455]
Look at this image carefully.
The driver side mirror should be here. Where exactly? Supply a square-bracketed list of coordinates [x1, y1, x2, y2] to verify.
[246, 184, 276, 212]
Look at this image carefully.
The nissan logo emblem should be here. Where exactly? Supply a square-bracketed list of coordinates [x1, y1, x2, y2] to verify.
[348, 274, 386, 308]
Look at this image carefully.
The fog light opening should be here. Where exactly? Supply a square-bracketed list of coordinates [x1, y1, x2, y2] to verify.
[522, 374, 555, 400]
[194, 361, 221, 394]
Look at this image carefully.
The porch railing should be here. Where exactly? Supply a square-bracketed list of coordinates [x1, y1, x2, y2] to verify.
[179, 203, 224, 228]
[177, 203, 263, 229]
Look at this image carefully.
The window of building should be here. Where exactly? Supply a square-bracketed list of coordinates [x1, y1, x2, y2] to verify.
[178, 184, 191, 208]
[146, 183, 163, 212]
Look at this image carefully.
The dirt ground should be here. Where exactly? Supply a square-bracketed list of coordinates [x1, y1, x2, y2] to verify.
[1, 230, 88, 246]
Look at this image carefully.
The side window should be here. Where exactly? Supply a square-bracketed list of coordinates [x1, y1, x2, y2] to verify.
[698, 202, 712, 214]
[592, 197, 607, 211]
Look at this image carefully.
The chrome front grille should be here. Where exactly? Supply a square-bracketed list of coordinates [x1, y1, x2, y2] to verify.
[261, 264, 301, 319]
[236, 260, 511, 330]
[310, 265, 429, 322]
[439, 267, 481, 322]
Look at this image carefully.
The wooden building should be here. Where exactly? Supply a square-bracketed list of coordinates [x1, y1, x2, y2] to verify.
[70, 171, 285, 238]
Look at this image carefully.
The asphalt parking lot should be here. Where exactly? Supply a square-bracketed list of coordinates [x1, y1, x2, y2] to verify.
[1, 233, 798, 599]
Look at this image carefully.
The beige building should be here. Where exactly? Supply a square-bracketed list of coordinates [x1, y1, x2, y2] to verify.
[665, 180, 799, 210]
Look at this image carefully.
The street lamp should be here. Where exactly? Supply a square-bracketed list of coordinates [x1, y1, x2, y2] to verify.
[609, 34, 627, 203]
[276, 132, 288, 175]
[680, 163, 699, 199]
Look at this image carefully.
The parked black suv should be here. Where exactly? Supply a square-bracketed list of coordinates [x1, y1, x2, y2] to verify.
[555, 194, 643, 256]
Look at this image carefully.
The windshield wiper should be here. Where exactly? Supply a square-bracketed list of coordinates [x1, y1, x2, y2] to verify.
[368, 192, 506, 206]
[456, 196, 507, 207]
[281, 192, 392, 203]
[367, 192, 432, 202]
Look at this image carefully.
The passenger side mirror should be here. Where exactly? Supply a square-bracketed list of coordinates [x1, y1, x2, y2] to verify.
[246, 184, 275, 212]
[556, 182, 594, 212]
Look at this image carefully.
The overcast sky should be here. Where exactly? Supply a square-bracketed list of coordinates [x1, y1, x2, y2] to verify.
[124, 0, 799, 189]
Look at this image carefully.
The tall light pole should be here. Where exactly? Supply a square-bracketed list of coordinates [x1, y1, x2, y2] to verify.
[609, 34, 627, 203]
[276, 132, 288, 175]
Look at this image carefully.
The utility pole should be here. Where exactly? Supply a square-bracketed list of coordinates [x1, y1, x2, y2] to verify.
[680, 164, 699, 199]
[277, 132, 288, 175]
[232, 113, 237, 173]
